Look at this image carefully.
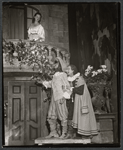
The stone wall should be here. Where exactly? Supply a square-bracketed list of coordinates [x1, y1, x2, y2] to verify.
[33, 5, 69, 51]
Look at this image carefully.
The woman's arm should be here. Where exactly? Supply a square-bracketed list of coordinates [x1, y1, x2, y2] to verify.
[37, 80, 52, 88]
[28, 27, 31, 38]
[38, 25, 45, 42]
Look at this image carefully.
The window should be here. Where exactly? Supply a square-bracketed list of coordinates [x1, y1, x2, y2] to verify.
[3, 3, 39, 39]
[25, 5, 39, 39]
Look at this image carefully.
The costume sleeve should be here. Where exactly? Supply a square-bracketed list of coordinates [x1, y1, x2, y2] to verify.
[73, 85, 84, 95]
[63, 73, 71, 88]
[42, 80, 52, 88]
[28, 27, 31, 36]
[38, 25, 45, 41]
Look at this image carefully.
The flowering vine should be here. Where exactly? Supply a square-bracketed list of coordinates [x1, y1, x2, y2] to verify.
[3, 39, 55, 102]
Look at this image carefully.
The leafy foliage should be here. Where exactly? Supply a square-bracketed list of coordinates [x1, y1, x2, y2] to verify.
[3, 40, 55, 102]
[84, 65, 111, 84]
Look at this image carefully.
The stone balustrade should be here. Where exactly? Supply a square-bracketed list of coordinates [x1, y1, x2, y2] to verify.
[3, 39, 70, 72]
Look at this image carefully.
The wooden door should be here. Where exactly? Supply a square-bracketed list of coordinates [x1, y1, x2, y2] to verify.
[8, 81, 25, 145]
[25, 82, 41, 145]
[8, 81, 41, 145]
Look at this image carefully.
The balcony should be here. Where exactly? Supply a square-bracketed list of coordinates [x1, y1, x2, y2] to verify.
[3, 39, 70, 73]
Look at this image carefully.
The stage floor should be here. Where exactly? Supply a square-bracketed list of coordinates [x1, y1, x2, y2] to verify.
[35, 137, 91, 145]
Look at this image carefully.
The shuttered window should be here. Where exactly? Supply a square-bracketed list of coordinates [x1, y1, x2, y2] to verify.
[4, 4, 39, 39]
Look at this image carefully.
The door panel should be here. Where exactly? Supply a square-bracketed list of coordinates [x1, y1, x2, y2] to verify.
[8, 81, 41, 145]
[25, 82, 41, 145]
[8, 82, 25, 145]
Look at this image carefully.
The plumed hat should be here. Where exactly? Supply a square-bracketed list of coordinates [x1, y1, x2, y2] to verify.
[56, 57, 67, 72]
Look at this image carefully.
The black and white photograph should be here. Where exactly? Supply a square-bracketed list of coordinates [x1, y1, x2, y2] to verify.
[2, 2, 120, 146]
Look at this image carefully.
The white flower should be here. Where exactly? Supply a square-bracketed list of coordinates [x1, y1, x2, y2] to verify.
[31, 51, 35, 54]
[87, 65, 93, 70]
[13, 52, 18, 57]
[85, 71, 90, 76]
[92, 71, 98, 77]
[92, 74, 96, 77]
[85, 72, 88, 76]
[87, 65, 91, 68]
[30, 45, 36, 50]
[39, 70, 42, 73]
[103, 69, 107, 72]
[101, 65, 107, 69]
[85, 65, 93, 74]
[97, 69, 103, 73]
[92, 71, 96, 74]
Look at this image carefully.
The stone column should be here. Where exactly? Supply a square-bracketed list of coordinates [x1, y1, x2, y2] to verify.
[47, 46, 52, 57]
[56, 48, 59, 57]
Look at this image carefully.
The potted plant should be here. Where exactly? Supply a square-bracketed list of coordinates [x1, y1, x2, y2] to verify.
[84, 65, 112, 114]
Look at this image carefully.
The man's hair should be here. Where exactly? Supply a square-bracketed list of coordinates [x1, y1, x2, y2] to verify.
[69, 65, 78, 75]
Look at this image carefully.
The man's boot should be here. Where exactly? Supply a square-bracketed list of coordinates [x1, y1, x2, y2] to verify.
[65, 120, 76, 139]
[45, 119, 59, 138]
[59, 120, 68, 139]
[56, 122, 61, 136]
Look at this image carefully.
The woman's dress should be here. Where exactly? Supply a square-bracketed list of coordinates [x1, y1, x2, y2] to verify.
[72, 76, 98, 136]
[28, 24, 45, 41]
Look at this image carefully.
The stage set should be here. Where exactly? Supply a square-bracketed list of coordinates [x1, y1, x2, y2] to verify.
[3, 3, 119, 146]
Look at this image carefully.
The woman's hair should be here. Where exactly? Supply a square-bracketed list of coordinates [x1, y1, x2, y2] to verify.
[69, 65, 78, 75]
[32, 12, 42, 23]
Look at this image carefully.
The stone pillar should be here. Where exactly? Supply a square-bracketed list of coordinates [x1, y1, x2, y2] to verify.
[56, 48, 59, 57]
[47, 46, 52, 56]
[47, 46, 53, 64]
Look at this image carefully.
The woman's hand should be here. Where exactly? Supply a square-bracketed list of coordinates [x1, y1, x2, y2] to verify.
[70, 87, 74, 92]
[59, 98, 66, 104]
[63, 91, 71, 99]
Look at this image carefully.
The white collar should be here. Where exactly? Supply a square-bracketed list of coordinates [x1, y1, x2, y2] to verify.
[54, 72, 63, 77]
[68, 72, 80, 82]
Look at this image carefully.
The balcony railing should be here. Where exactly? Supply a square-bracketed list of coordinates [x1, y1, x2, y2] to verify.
[3, 39, 70, 72]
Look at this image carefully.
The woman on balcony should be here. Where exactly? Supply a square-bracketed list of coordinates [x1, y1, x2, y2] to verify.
[28, 12, 45, 42]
